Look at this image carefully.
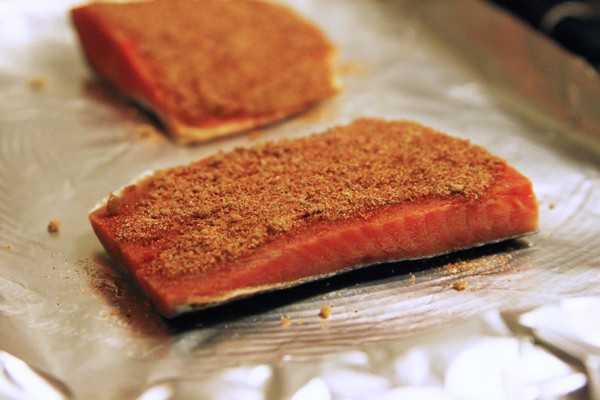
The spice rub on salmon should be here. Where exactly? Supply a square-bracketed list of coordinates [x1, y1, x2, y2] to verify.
[89, 119, 539, 317]
[71, 0, 339, 144]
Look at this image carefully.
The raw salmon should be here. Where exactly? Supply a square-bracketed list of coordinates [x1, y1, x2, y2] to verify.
[71, 0, 339, 143]
[89, 119, 538, 317]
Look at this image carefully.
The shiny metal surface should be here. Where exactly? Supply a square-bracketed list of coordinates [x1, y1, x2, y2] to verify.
[1, 0, 600, 398]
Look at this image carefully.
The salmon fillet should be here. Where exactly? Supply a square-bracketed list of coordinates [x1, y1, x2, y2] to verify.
[89, 119, 539, 317]
[71, 0, 339, 143]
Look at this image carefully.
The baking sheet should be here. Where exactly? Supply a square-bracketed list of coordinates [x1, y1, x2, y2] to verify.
[1, 0, 600, 399]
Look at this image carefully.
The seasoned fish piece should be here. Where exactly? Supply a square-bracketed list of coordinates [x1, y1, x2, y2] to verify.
[89, 119, 539, 317]
[71, 0, 339, 143]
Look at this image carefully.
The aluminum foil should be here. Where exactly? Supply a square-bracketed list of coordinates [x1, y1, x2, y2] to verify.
[1, 0, 600, 399]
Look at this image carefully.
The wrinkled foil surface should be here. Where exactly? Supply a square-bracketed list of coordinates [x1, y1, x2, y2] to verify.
[1, 0, 600, 399]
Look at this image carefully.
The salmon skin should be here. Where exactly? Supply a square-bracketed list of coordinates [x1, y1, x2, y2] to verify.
[89, 119, 539, 317]
[70, 0, 339, 144]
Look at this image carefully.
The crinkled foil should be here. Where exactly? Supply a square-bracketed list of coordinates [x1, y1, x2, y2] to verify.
[1, 0, 600, 399]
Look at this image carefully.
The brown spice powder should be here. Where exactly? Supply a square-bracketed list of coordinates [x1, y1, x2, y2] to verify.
[318, 305, 332, 319]
[280, 315, 292, 328]
[111, 119, 504, 278]
[86, 0, 336, 123]
[443, 254, 513, 275]
[47, 219, 61, 233]
[452, 280, 469, 291]
[29, 75, 48, 91]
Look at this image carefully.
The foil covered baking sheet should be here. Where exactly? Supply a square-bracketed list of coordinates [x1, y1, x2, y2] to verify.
[1, 0, 600, 399]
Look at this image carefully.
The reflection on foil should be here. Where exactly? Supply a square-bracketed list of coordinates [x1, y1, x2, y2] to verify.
[0, 304, 595, 400]
[135, 384, 173, 400]
[184, 310, 586, 400]
[521, 297, 600, 400]
[445, 338, 586, 399]
[0, 351, 71, 400]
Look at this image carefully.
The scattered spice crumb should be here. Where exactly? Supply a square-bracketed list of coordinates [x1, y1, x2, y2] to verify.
[410, 273, 416, 285]
[47, 219, 61, 233]
[446, 265, 459, 274]
[29, 75, 48, 90]
[280, 315, 292, 328]
[452, 280, 469, 291]
[443, 254, 512, 276]
[549, 203, 556, 210]
[5, 243, 13, 250]
[318, 305, 332, 319]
